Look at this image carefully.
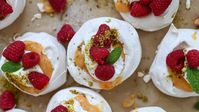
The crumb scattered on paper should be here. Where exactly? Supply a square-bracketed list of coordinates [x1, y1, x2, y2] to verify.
[186, 0, 191, 10]
[137, 72, 144, 78]
[31, 13, 42, 22]
[143, 74, 151, 83]
[37, 2, 45, 12]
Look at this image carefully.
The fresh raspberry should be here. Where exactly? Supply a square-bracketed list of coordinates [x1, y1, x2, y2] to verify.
[166, 49, 185, 73]
[22, 52, 40, 69]
[48, 0, 67, 12]
[0, 91, 15, 111]
[51, 105, 68, 112]
[90, 47, 109, 65]
[93, 24, 112, 48]
[150, 0, 172, 16]
[95, 64, 115, 81]
[186, 49, 199, 69]
[96, 24, 110, 36]
[2, 41, 25, 62]
[0, 0, 13, 19]
[28, 72, 49, 90]
[130, 2, 151, 17]
[140, 0, 152, 5]
[57, 24, 75, 44]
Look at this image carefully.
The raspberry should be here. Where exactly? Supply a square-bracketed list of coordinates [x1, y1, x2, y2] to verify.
[28, 72, 49, 90]
[51, 105, 68, 112]
[140, 0, 152, 5]
[186, 49, 199, 69]
[0, 91, 15, 111]
[95, 64, 115, 81]
[93, 24, 112, 48]
[57, 24, 75, 44]
[48, 0, 67, 12]
[96, 24, 110, 36]
[150, 0, 172, 16]
[22, 52, 40, 69]
[0, 0, 13, 19]
[166, 49, 185, 73]
[90, 47, 109, 65]
[2, 41, 25, 62]
[130, 2, 151, 17]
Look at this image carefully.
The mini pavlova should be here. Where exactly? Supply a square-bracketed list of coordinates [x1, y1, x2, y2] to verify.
[130, 106, 166, 112]
[0, 32, 67, 96]
[67, 17, 142, 90]
[113, 0, 179, 31]
[46, 87, 112, 112]
[150, 25, 199, 97]
[0, 0, 26, 30]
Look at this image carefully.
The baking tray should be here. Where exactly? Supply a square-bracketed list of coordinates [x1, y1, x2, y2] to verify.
[0, 0, 199, 112]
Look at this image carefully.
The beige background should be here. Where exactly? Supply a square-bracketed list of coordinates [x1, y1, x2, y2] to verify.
[0, 0, 199, 112]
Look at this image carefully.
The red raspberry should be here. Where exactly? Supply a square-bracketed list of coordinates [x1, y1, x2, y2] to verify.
[130, 2, 151, 17]
[90, 47, 109, 65]
[48, 0, 67, 12]
[22, 52, 40, 69]
[57, 24, 75, 44]
[96, 24, 110, 35]
[150, 0, 172, 16]
[166, 49, 185, 73]
[140, 0, 152, 5]
[95, 64, 115, 81]
[2, 41, 25, 62]
[0, 91, 15, 111]
[0, 0, 13, 19]
[51, 105, 68, 112]
[28, 72, 49, 90]
[186, 49, 199, 69]
[93, 24, 112, 48]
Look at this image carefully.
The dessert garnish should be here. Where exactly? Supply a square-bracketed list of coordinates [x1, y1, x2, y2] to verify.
[166, 49, 199, 93]
[115, 0, 172, 17]
[51, 105, 68, 112]
[88, 24, 122, 81]
[48, 0, 67, 12]
[57, 24, 76, 44]
[0, 91, 16, 111]
[37, 0, 67, 13]
[28, 72, 49, 90]
[0, 0, 13, 20]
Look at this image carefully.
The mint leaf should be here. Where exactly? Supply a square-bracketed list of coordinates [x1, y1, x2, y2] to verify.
[1, 61, 22, 73]
[186, 67, 199, 93]
[194, 101, 199, 110]
[106, 47, 122, 64]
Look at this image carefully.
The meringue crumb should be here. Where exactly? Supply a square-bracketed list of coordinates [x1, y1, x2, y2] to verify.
[192, 32, 197, 40]
[186, 0, 191, 10]
[122, 94, 136, 108]
[31, 13, 42, 22]
[12, 33, 21, 41]
[37, 2, 45, 12]
[137, 72, 144, 78]
[143, 74, 151, 83]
